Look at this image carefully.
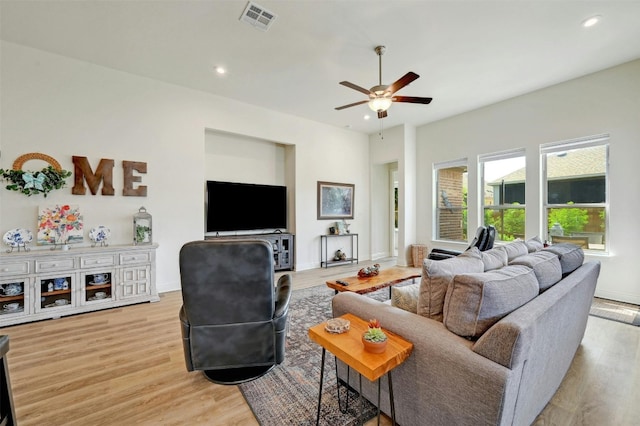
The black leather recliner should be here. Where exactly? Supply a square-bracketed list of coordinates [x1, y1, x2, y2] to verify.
[179, 239, 292, 384]
[428, 225, 496, 260]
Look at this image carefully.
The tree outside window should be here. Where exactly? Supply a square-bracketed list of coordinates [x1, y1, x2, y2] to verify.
[481, 153, 526, 241]
[543, 141, 608, 251]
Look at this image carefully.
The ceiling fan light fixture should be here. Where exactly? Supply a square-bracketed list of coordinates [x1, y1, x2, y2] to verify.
[368, 96, 392, 112]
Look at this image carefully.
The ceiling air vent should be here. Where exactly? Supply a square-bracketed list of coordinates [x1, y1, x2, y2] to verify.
[240, 1, 277, 31]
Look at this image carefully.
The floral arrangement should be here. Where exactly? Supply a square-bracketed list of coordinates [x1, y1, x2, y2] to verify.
[0, 166, 72, 197]
[37, 204, 83, 245]
[363, 319, 387, 343]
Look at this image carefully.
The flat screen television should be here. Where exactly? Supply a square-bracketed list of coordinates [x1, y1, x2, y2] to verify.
[206, 181, 287, 232]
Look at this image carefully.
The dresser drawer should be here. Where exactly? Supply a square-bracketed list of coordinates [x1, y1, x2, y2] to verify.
[80, 255, 116, 269]
[35, 257, 75, 273]
[119, 252, 151, 265]
[0, 260, 30, 276]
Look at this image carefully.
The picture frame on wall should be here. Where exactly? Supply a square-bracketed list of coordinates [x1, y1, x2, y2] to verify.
[317, 181, 354, 220]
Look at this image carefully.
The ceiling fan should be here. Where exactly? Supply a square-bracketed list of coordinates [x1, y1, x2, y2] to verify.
[335, 45, 433, 119]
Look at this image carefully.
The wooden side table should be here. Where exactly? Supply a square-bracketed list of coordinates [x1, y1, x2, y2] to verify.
[308, 313, 413, 425]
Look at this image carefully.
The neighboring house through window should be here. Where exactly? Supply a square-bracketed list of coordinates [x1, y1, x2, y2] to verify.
[542, 135, 609, 251]
[434, 159, 468, 242]
[480, 149, 526, 241]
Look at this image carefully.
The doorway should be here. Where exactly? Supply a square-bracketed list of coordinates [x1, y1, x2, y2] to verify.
[391, 168, 398, 257]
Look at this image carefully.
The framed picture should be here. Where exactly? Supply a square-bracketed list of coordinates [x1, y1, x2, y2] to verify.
[37, 204, 84, 245]
[317, 181, 354, 220]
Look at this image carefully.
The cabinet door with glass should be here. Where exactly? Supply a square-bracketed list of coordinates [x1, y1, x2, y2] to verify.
[0, 278, 30, 318]
[81, 270, 115, 305]
[36, 273, 76, 312]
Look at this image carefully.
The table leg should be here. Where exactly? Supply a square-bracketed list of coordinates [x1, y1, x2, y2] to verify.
[315, 348, 326, 426]
[358, 374, 364, 426]
[335, 359, 351, 413]
[388, 371, 396, 426]
[377, 378, 382, 426]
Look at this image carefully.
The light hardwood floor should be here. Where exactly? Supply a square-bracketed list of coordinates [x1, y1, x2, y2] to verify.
[2, 259, 639, 425]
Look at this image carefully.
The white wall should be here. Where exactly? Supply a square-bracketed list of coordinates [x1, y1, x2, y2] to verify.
[370, 163, 392, 260]
[370, 124, 418, 266]
[204, 130, 287, 185]
[0, 41, 371, 292]
[416, 59, 640, 304]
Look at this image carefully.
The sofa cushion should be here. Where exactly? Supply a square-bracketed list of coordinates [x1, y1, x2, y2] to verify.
[543, 243, 584, 275]
[442, 265, 539, 338]
[481, 247, 508, 271]
[417, 247, 484, 322]
[509, 251, 562, 292]
[391, 283, 420, 313]
[500, 241, 529, 261]
[523, 236, 544, 253]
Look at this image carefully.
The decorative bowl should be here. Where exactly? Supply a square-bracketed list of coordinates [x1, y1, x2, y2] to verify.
[325, 318, 350, 334]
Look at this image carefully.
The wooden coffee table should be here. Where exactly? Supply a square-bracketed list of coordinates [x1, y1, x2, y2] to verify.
[326, 266, 421, 296]
[309, 313, 413, 425]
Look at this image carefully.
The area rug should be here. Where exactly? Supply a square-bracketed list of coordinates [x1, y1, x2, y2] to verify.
[589, 297, 640, 326]
[238, 285, 392, 426]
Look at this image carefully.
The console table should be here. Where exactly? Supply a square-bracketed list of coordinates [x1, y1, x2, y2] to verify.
[320, 233, 358, 268]
[0, 244, 159, 327]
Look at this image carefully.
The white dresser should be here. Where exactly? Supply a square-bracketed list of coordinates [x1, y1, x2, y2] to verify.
[0, 244, 159, 327]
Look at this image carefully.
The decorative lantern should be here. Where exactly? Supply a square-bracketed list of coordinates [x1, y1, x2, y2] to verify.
[133, 206, 152, 245]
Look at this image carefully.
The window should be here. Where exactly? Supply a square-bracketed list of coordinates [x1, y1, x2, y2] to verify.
[434, 160, 468, 241]
[480, 150, 526, 241]
[542, 135, 608, 251]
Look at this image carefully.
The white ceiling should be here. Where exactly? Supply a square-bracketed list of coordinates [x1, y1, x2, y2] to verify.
[2, 1, 640, 134]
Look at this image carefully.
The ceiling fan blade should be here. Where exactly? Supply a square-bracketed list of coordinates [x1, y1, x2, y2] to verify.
[387, 72, 419, 95]
[335, 100, 369, 110]
[339, 81, 373, 95]
[377, 110, 388, 119]
[392, 96, 433, 104]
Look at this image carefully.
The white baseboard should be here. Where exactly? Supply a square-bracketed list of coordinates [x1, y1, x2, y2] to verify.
[594, 289, 640, 305]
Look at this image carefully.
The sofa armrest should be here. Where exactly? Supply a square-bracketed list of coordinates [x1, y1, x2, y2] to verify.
[473, 320, 532, 369]
[274, 274, 292, 319]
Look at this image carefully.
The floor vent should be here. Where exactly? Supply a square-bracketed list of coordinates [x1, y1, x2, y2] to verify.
[239, 1, 277, 31]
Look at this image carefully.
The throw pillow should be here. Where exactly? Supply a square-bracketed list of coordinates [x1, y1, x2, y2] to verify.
[509, 251, 562, 292]
[524, 236, 544, 253]
[416, 247, 484, 322]
[501, 241, 529, 261]
[543, 243, 584, 275]
[391, 283, 420, 313]
[481, 247, 508, 271]
[442, 265, 539, 338]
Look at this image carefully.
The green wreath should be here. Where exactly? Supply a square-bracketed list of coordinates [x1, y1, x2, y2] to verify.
[0, 166, 72, 197]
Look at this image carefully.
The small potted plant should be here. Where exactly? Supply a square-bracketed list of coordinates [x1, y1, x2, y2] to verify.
[362, 319, 388, 353]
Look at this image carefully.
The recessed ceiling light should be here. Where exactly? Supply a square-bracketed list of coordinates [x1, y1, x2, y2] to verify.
[214, 66, 226, 75]
[582, 15, 601, 28]
[364, 115, 371, 120]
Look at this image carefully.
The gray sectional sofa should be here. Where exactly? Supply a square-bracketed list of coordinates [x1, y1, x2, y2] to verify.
[332, 240, 600, 425]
